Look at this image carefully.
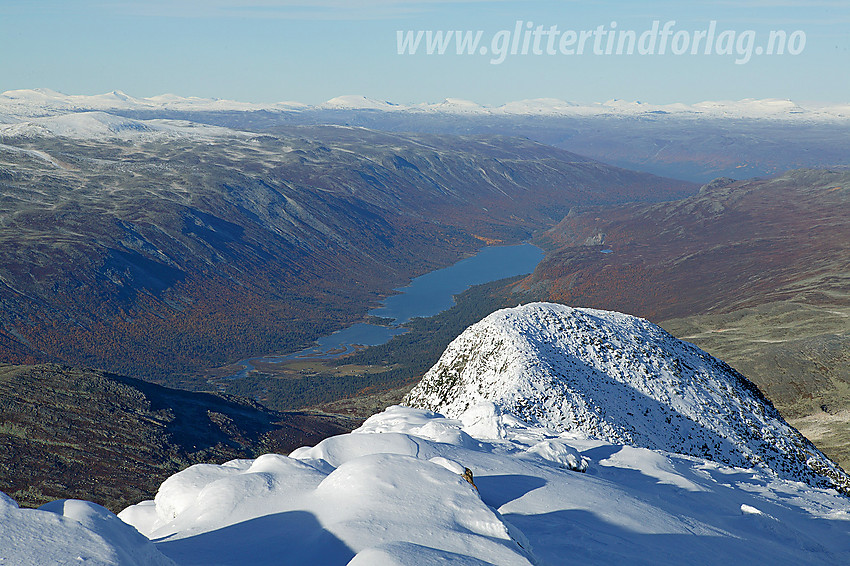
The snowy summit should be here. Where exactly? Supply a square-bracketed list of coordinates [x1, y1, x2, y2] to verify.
[405, 303, 850, 493]
[3, 303, 850, 565]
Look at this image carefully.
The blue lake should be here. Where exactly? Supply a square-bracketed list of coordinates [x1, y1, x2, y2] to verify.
[229, 243, 544, 377]
[370, 244, 544, 324]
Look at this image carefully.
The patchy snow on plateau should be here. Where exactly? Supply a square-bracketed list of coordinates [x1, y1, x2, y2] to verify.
[0, 111, 246, 141]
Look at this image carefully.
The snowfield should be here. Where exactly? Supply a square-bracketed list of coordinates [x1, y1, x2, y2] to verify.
[3, 303, 850, 564]
[0, 111, 248, 141]
[0, 492, 176, 565]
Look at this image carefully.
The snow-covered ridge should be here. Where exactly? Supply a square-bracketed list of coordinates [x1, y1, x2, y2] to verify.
[0, 111, 247, 140]
[2, 88, 849, 121]
[0, 88, 306, 117]
[404, 302, 850, 493]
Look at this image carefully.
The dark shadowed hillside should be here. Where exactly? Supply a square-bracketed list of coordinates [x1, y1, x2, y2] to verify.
[0, 363, 357, 512]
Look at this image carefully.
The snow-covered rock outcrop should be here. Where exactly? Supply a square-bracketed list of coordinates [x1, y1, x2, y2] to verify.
[404, 302, 850, 493]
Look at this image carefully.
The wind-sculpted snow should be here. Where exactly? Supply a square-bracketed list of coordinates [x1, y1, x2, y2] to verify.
[0, 492, 176, 565]
[119, 407, 538, 565]
[5, 405, 850, 564]
[404, 303, 850, 493]
[113, 405, 850, 565]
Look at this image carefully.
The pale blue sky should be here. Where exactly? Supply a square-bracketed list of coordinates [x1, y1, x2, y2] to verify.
[0, 1, 847, 104]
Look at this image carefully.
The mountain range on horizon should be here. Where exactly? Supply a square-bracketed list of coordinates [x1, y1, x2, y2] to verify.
[4, 88, 849, 184]
[2, 87, 850, 120]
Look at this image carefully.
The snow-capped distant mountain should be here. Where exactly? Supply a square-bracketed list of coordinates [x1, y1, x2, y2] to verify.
[320, 95, 403, 111]
[404, 303, 850, 493]
[1, 88, 848, 121]
[347, 95, 850, 119]
[416, 97, 486, 114]
[498, 97, 580, 114]
[0, 88, 305, 119]
[0, 111, 249, 140]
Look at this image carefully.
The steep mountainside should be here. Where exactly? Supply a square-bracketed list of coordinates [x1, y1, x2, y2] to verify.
[533, 169, 850, 319]
[0, 127, 693, 386]
[0, 364, 357, 511]
[404, 303, 849, 493]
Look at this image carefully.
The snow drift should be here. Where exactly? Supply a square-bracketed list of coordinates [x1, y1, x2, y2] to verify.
[0, 492, 175, 565]
[5, 404, 850, 565]
[118, 405, 850, 565]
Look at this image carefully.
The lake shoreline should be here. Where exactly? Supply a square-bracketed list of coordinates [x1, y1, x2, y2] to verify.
[226, 242, 544, 379]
